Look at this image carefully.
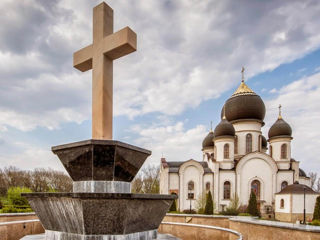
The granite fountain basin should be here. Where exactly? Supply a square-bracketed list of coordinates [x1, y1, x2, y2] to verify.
[22, 192, 177, 235]
[52, 139, 151, 182]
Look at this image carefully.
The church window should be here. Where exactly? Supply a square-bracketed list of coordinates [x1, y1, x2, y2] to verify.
[188, 181, 194, 199]
[234, 136, 238, 154]
[246, 134, 252, 153]
[280, 199, 284, 208]
[270, 145, 273, 157]
[224, 144, 230, 159]
[251, 180, 260, 200]
[281, 144, 287, 159]
[281, 181, 288, 190]
[223, 181, 231, 199]
[206, 182, 210, 192]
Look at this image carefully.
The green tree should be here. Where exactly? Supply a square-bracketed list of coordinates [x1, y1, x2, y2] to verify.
[7, 187, 32, 206]
[313, 196, 320, 220]
[247, 191, 260, 216]
[204, 190, 214, 215]
[169, 199, 177, 212]
[195, 192, 207, 214]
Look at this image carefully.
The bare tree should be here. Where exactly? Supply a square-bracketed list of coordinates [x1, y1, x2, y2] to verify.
[309, 172, 317, 190]
[131, 165, 160, 194]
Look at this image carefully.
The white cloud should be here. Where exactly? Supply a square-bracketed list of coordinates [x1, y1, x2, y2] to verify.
[264, 72, 320, 174]
[131, 122, 207, 165]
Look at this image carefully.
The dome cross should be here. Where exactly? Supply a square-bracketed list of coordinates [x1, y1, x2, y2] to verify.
[241, 67, 245, 82]
[278, 104, 282, 119]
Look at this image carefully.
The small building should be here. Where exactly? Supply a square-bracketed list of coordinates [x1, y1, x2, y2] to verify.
[275, 182, 319, 223]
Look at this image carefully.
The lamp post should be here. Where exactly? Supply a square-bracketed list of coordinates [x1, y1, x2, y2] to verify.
[303, 187, 306, 224]
[189, 189, 192, 213]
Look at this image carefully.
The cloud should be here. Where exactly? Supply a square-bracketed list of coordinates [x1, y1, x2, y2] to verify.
[0, 0, 320, 130]
[130, 122, 207, 165]
[264, 72, 320, 174]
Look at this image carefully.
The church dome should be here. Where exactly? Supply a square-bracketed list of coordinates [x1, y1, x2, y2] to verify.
[268, 117, 292, 139]
[202, 131, 214, 149]
[221, 81, 266, 123]
[214, 118, 235, 138]
[261, 135, 267, 148]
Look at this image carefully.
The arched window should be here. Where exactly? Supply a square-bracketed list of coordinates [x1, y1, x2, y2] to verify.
[224, 144, 229, 159]
[206, 182, 210, 192]
[246, 134, 252, 153]
[224, 181, 231, 199]
[259, 135, 262, 152]
[280, 199, 284, 208]
[234, 136, 238, 154]
[251, 180, 261, 200]
[188, 181, 194, 199]
[281, 181, 288, 190]
[270, 145, 273, 158]
[281, 144, 287, 159]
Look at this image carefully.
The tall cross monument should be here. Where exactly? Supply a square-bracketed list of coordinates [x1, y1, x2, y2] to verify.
[73, 2, 137, 140]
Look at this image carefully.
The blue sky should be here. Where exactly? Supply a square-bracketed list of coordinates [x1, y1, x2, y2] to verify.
[0, 0, 320, 176]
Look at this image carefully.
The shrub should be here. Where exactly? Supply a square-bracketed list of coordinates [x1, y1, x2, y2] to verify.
[238, 204, 248, 213]
[313, 196, 320, 221]
[204, 191, 214, 215]
[183, 209, 197, 214]
[310, 220, 320, 226]
[195, 192, 206, 214]
[247, 191, 260, 217]
[7, 187, 32, 207]
[221, 208, 239, 216]
[169, 199, 177, 212]
[238, 213, 251, 216]
[221, 193, 240, 216]
[0, 200, 2, 209]
[2, 205, 18, 213]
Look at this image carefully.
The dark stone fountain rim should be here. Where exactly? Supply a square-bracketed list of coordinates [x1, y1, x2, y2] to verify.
[21, 192, 177, 200]
[51, 139, 151, 155]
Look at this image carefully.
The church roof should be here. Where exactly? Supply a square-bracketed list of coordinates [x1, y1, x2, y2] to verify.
[232, 81, 255, 97]
[164, 160, 213, 173]
[276, 182, 317, 195]
[202, 131, 214, 149]
[299, 168, 308, 178]
[268, 118, 292, 140]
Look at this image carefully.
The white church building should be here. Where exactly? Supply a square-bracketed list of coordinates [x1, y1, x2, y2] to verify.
[159, 76, 311, 216]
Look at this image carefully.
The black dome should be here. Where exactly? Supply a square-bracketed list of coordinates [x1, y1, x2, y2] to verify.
[214, 119, 235, 138]
[221, 82, 266, 122]
[268, 118, 292, 139]
[202, 131, 214, 148]
[299, 168, 307, 178]
[261, 135, 267, 148]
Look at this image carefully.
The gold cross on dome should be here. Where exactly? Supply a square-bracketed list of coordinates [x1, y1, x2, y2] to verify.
[241, 67, 245, 82]
[73, 2, 137, 140]
[278, 104, 282, 119]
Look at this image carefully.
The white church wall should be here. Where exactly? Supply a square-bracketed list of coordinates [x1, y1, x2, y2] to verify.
[179, 161, 204, 211]
[237, 155, 277, 206]
[204, 174, 214, 194]
[169, 173, 179, 190]
[160, 167, 169, 194]
[277, 171, 293, 192]
[299, 177, 311, 187]
[277, 161, 291, 170]
[233, 121, 262, 156]
[214, 138, 234, 162]
[275, 194, 291, 213]
[292, 194, 318, 214]
[269, 138, 291, 162]
[219, 171, 236, 210]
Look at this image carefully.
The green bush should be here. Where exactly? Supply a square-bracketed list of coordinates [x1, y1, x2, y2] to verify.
[238, 213, 251, 216]
[7, 187, 32, 207]
[0, 200, 3, 209]
[310, 220, 320, 226]
[247, 191, 260, 217]
[221, 194, 240, 216]
[221, 208, 239, 216]
[169, 199, 177, 212]
[204, 191, 214, 215]
[313, 196, 320, 221]
[183, 209, 197, 214]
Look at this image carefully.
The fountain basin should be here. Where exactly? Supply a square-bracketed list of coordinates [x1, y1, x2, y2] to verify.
[52, 139, 151, 182]
[22, 192, 176, 236]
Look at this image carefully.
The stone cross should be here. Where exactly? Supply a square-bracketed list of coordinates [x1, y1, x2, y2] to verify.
[73, 2, 137, 139]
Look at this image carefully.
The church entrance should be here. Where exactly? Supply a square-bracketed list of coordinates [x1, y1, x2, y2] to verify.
[251, 180, 261, 210]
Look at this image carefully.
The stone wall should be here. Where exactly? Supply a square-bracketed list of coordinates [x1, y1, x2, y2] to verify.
[0, 220, 44, 240]
[161, 214, 320, 240]
[275, 212, 313, 223]
[0, 213, 38, 223]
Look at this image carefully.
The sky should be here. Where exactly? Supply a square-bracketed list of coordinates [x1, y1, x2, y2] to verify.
[0, 0, 320, 176]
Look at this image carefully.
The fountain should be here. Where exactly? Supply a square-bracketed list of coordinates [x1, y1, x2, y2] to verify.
[21, 2, 177, 239]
